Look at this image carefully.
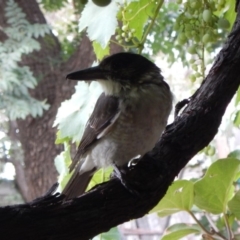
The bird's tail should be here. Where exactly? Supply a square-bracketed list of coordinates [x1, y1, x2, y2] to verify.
[62, 168, 96, 199]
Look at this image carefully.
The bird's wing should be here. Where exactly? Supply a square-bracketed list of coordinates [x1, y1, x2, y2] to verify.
[69, 93, 120, 171]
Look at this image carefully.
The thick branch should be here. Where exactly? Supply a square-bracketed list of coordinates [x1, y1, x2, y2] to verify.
[1, 5, 240, 240]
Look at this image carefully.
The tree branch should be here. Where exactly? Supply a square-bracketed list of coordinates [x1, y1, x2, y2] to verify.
[1, 4, 240, 240]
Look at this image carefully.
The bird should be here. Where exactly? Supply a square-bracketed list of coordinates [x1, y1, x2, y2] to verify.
[62, 52, 173, 199]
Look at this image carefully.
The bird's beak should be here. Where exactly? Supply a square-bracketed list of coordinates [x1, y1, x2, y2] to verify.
[66, 66, 109, 81]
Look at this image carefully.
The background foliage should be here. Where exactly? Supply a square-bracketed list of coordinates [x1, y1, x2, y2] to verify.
[0, 0, 50, 120]
[0, 0, 240, 239]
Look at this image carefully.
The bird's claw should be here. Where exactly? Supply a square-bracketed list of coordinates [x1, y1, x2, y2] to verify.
[113, 164, 141, 197]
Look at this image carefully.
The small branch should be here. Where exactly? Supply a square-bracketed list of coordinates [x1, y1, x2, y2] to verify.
[204, 212, 219, 232]
[188, 211, 226, 240]
[188, 211, 212, 236]
[204, 212, 225, 239]
[119, 227, 163, 235]
[223, 214, 232, 240]
[138, 0, 164, 54]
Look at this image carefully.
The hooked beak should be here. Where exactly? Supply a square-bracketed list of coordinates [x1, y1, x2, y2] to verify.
[66, 66, 109, 81]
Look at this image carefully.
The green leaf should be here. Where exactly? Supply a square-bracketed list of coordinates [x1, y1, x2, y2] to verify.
[228, 190, 240, 220]
[162, 223, 201, 240]
[57, 110, 87, 142]
[194, 158, 240, 214]
[93, 227, 121, 240]
[150, 180, 194, 216]
[87, 167, 113, 191]
[54, 81, 102, 142]
[228, 150, 240, 160]
[92, 41, 109, 60]
[233, 110, 240, 127]
[55, 130, 71, 144]
[236, 87, 240, 106]
[79, 0, 119, 48]
[124, 0, 156, 40]
[224, 0, 236, 29]
[55, 142, 73, 191]
[54, 145, 71, 175]
[41, 0, 68, 11]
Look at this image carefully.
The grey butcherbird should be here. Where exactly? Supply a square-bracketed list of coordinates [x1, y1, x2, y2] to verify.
[62, 52, 172, 199]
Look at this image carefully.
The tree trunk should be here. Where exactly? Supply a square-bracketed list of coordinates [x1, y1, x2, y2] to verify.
[0, 0, 95, 201]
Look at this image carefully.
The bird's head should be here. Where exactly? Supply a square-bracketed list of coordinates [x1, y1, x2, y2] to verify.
[66, 52, 164, 95]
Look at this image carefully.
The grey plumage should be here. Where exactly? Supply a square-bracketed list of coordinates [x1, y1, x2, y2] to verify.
[62, 52, 172, 199]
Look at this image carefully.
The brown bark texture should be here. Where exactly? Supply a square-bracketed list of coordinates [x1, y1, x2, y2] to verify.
[0, 0, 95, 200]
[1, 2, 240, 240]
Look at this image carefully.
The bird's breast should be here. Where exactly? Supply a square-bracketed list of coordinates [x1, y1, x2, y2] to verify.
[91, 84, 172, 168]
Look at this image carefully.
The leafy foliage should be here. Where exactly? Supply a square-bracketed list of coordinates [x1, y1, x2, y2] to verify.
[121, 0, 158, 41]
[151, 158, 240, 239]
[194, 158, 240, 214]
[0, 0, 50, 119]
[40, 0, 68, 11]
[79, 0, 119, 48]
[54, 142, 72, 190]
[161, 223, 201, 240]
[54, 80, 113, 191]
[151, 180, 194, 216]
[93, 227, 121, 240]
[228, 190, 240, 220]
[54, 81, 102, 143]
[146, 2, 179, 64]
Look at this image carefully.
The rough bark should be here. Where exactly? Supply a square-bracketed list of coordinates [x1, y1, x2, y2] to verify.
[1, 2, 240, 240]
[0, 0, 95, 200]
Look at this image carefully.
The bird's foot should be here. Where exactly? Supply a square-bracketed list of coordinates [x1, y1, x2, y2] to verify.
[174, 98, 190, 119]
[113, 164, 140, 197]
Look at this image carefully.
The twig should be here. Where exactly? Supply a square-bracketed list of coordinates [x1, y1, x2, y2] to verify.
[139, 0, 164, 54]
[205, 212, 219, 233]
[205, 212, 226, 239]
[223, 214, 232, 240]
[188, 211, 226, 240]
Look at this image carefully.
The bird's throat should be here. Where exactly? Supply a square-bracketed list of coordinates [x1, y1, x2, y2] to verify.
[98, 80, 123, 96]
